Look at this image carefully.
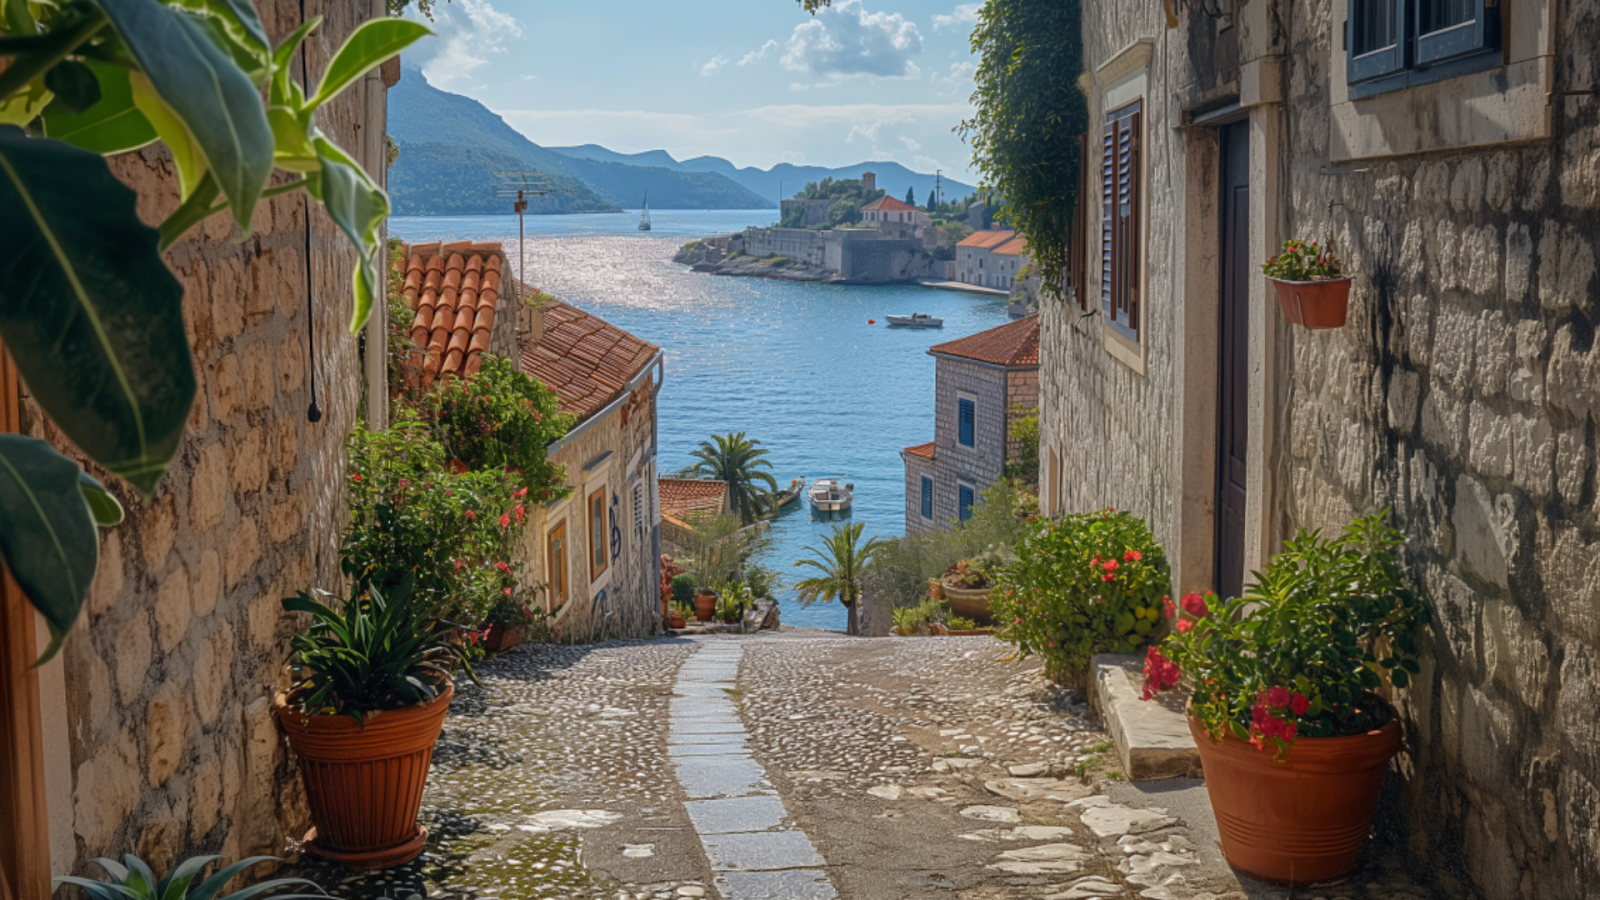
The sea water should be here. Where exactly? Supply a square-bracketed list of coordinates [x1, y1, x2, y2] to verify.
[390, 210, 1011, 630]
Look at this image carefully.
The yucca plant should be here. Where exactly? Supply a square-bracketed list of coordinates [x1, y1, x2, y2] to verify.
[282, 580, 474, 722]
[55, 854, 324, 900]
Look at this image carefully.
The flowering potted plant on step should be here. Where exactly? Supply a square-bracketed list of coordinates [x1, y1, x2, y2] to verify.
[483, 590, 536, 652]
[1262, 239, 1350, 329]
[1143, 511, 1429, 885]
[275, 580, 475, 870]
[940, 550, 1005, 623]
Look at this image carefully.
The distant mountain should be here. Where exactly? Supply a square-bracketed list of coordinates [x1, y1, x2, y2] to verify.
[551, 144, 976, 207]
[386, 67, 774, 214]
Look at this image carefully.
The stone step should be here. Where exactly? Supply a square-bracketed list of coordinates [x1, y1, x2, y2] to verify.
[1089, 653, 1204, 781]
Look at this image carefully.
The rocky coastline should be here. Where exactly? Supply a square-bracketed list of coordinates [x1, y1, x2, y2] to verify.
[672, 241, 840, 283]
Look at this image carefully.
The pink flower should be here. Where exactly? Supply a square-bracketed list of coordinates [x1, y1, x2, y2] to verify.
[515, 504, 526, 524]
[466, 510, 476, 520]
[1103, 559, 1120, 573]
[1290, 692, 1310, 715]
[499, 513, 511, 528]
[1124, 550, 1142, 562]
[454, 560, 463, 570]
[503, 587, 512, 596]
[1102, 573, 1115, 582]
[1175, 618, 1193, 633]
[1180, 593, 1210, 618]
[1266, 685, 1292, 708]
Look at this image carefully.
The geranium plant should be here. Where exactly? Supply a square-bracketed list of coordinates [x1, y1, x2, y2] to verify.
[426, 353, 574, 501]
[1261, 239, 1344, 282]
[1144, 511, 1429, 758]
[991, 509, 1172, 683]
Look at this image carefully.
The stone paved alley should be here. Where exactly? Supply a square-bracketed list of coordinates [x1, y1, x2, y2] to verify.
[288, 634, 1445, 900]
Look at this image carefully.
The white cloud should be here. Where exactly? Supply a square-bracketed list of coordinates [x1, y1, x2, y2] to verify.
[932, 3, 981, 31]
[740, 39, 780, 66]
[781, 150, 808, 163]
[418, 0, 521, 85]
[701, 55, 728, 76]
[899, 135, 922, 151]
[933, 61, 977, 84]
[781, 0, 923, 78]
[912, 154, 944, 172]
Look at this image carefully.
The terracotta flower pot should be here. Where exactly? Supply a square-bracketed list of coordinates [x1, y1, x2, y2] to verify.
[1269, 277, 1351, 329]
[482, 624, 523, 652]
[275, 683, 454, 870]
[694, 589, 717, 622]
[1188, 709, 1401, 885]
[667, 610, 687, 629]
[941, 582, 993, 624]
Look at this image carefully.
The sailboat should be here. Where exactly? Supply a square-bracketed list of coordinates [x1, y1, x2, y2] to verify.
[638, 193, 651, 231]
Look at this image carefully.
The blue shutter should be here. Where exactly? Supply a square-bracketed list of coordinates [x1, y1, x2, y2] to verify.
[1348, 0, 1407, 84]
[958, 485, 974, 522]
[958, 398, 975, 447]
[920, 476, 934, 518]
[1415, 0, 1493, 66]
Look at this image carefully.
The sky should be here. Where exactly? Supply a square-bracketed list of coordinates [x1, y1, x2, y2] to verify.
[400, 0, 983, 180]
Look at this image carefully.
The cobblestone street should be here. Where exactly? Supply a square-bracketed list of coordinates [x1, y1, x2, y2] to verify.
[291, 633, 1444, 900]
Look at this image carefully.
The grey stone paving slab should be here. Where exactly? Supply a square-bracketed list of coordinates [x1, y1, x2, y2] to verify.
[702, 831, 827, 871]
[671, 700, 740, 718]
[716, 870, 837, 900]
[668, 732, 750, 747]
[673, 741, 753, 757]
[675, 754, 769, 799]
[1090, 653, 1203, 781]
[670, 718, 746, 734]
[683, 795, 790, 834]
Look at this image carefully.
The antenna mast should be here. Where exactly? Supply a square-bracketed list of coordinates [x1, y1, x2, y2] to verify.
[494, 172, 570, 300]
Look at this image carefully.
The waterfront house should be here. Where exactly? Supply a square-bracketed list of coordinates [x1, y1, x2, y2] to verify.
[952, 229, 1029, 290]
[902, 316, 1039, 534]
[1034, 0, 1596, 893]
[861, 195, 931, 228]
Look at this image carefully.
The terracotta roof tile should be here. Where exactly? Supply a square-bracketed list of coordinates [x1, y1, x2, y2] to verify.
[903, 441, 935, 459]
[956, 229, 1016, 249]
[658, 478, 728, 520]
[928, 315, 1040, 368]
[521, 300, 660, 422]
[401, 240, 506, 389]
[992, 237, 1028, 256]
[862, 195, 918, 212]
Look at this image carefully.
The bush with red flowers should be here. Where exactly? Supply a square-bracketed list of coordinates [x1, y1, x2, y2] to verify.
[1144, 511, 1429, 759]
[990, 509, 1172, 685]
[426, 354, 574, 501]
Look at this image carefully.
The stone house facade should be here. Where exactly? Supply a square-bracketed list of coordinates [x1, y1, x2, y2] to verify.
[903, 317, 1039, 534]
[953, 229, 1029, 290]
[1039, 0, 1600, 894]
[0, 0, 396, 889]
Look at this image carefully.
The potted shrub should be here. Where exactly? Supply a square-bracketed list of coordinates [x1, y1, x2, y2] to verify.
[717, 581, 755, 623]
[1262, 239, 1350, 329]
[694, 586, 718, 622]
[57, 854, 324, 900]
[670, 572, 697, 621]
[483, 592, 535, 652]
[666, 600, 690, 629]
[274, 582, 474, 869]
[991, 509, 1171, 686]
[940, 550, 1004, 623]
[1143, 511, 1428, 885]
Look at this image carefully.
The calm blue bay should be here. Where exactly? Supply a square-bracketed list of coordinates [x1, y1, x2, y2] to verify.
[389, 210, 1011, 630]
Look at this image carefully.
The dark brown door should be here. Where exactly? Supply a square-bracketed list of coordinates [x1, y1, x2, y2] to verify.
[1215, 122, 1250, 600]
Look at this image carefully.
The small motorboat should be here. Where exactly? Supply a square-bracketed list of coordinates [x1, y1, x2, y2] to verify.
[760, 478, 806, 515]
[886, 313, 943, 328]
[808, 479, 853, 513]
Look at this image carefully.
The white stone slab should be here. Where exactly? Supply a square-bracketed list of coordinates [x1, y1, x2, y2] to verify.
[1090, 653, 1203, 781]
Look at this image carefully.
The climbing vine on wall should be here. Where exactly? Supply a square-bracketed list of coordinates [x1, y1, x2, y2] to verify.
[960, 0, 1088, 300]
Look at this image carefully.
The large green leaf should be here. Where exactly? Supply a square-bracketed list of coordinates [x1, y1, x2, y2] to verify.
[0, 126, 195, 496]
[41, 59, 158, 155]
[0, 76, 53, 126]
[94, 0, 272, 231]
[0, 435, 101, 664]
[268, 16, 319, 108]
[308, 17, 430, 110]
[313, 135, 388, 333]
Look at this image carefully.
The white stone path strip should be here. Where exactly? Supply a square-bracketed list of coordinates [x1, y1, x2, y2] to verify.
[669, 640, 838, 900]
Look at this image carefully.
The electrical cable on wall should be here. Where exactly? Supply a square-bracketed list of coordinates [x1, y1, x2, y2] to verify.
[298, 0, 321, 425]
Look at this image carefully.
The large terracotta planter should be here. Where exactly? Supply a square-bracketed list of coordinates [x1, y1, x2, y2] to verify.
[1189, 709, 1401, 885]
[694, 589, 717, 622]
[1269, 277, 1351, 329]
[941, 582, 993, 624]
[275, 683, 454, 870]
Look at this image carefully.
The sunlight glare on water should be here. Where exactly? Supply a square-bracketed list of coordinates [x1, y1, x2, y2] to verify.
[390, 210, 1012, 629]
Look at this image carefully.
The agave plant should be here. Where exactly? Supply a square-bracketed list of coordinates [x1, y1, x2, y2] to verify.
[55, 854, 324, 900]
[281, 580, 474, 722]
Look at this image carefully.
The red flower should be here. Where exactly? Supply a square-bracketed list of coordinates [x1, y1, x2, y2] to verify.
[1162, 596, 1176, 619]
[466, 510, 476, 520]
[503, 587, 512, 596]
[1103, 559, 1119, 572]
[496, 561, 510, 573]
[1266, 685, 1292, 708]
[499, 513, 511, 528]
[1290, 692, 1310, 715]
[1102, 573, 1115, 582]
[1175, 618, 1193, 633]
[1180, 593, 1210, 618]
[1124, 550, 1142, 562]
[352, 473, 362, 482]
[1141, 647, 1181, 700]
[454, 560, 463, 570]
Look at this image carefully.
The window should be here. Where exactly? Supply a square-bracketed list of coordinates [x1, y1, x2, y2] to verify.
[920, 476, 934, 519]
[1346, 0, 1498, 94]
[957, 396, 976, 448]
[1101, 101, 1142, 339]
[958, 483, 975, 522]
[547, 521, 567, 611]
[632, 481, 648, 543]
[588, 488, 608, 579]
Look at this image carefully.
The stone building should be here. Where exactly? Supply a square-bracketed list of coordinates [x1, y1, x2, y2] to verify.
[1038, 0, 1600, 894]
[953, 229, 1029, 289]
[0, 0, 396, 889]
[902, 316, 1039, 533]
[657, 479, 732, 554]
[861, 195, 931, 228]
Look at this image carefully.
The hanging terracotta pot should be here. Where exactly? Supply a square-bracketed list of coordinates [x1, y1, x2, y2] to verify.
[1269, 277, 1351, 329]
[694, 588, 717, 622]
[1188, 708, 1401, 885]
[275, 683, 454, 870]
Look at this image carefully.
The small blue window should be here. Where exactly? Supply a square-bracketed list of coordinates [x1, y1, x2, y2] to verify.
[920, 476, 934, 518]
[958, 484, 974, 522]
[958, 398, 975, 447]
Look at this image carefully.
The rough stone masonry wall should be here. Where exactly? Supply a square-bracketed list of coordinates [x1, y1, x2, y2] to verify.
[15, 0, 372, 875]
[1279, 0, 1600, 895]
[931, 358, 1008, 521]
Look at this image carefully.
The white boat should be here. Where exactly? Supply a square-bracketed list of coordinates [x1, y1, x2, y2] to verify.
[885, 313, 943, 328]
[807, 479, 853, 513]
[638, 194, 651, 231]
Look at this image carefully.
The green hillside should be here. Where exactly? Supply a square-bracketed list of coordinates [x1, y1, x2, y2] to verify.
[388, 142, 609, 216]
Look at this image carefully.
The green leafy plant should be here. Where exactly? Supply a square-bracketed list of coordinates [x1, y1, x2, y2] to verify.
[959, 0, 1086, 299]
[794, 522, 881, 636]
[281, 579, 473, 721]
[943, 549, 1005, 589]
[991, 509, 1172, 684]
[1145, 511, 1428, 759]
[867, 480, 1031, 610]
[1005, 406, 1039, 485]
[689, 432, 778, 525]
[0, 5, 427, 656]
[427, 353, 574, 500]
[670, 572, 697, 608]
[1261, 239, 1344, 282]
[716, 580, 756, 622]
[55, 854, 324, 900]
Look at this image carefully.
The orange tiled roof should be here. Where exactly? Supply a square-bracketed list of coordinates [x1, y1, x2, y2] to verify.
[522, 300, 659, 422]
[992, 237, 1028, 256]
[659, 478, 728, 520]
[956, 229, 1016, 249]
[862, 195, 918, 212]
[402, 241, 504, 388]
[904, 441, 935, 460]
[929, 315, 1040, 368]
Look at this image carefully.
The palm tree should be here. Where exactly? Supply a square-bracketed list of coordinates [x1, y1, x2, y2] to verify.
[691, 432, 779, 525]
[793, 522, 880, 636]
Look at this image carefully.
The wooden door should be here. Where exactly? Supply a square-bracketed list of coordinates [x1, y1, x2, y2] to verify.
[1215, 122, 1250, 600]
[546, 521, 567, 613]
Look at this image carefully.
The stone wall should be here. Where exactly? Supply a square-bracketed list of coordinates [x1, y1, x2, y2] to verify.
[903, 453, 937, 535]
[928, 357, 1010, 522]
[1005, 368, 1039, 467]
[15, 0, 379, 874]
[836, 239, 934, 283]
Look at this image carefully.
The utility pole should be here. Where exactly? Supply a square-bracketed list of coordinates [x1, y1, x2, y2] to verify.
[495, 173, 570, 298]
